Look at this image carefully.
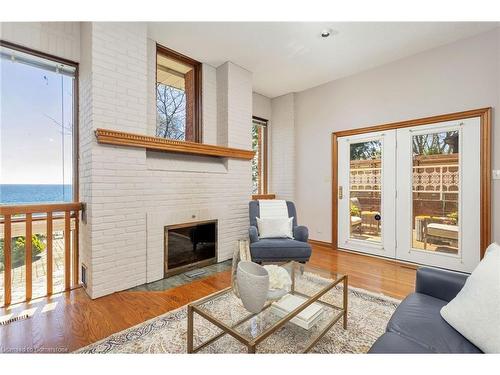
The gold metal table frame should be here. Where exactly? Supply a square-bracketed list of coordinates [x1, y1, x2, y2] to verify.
[187, 263, 348, 354]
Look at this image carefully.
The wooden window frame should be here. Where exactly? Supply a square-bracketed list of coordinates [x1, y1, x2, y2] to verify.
[0, 40, 80, 203]
[156, 43, 203, 143]
[252, 116, 269, 195]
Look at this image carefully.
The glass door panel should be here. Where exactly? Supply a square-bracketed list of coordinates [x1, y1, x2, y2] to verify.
[396, 118, 480, 273]
[337, 131, 396, 259]
[349, 141, 382, 244]
[411, 130, 459, 255]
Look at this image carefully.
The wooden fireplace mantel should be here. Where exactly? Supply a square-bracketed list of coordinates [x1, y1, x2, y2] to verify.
[95, 128, 255, 160]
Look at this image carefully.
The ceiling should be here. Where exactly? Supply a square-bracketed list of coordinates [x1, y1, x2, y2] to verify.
[148, 22, 499, 98]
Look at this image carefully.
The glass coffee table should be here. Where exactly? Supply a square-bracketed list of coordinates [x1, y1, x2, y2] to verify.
[187, 261, 348, 353]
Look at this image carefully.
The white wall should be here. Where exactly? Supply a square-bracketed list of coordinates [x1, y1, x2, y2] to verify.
[0, 22, 81, 62]
[202, 64, 218, 144]
[253, 92, 272, 120]
[79, 22, 150, 297]
[294, 28, 500, 244]
[271, 93, 296, 201]
[217, 62, 253, 149]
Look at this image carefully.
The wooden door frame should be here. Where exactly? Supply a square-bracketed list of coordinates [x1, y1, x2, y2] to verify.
[331, 107, 492, 259]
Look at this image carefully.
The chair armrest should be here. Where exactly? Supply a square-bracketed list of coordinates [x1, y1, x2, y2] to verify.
[293, 225, 309, 242]
[249, 226, 259, 243]
[415, 267, 468, 302]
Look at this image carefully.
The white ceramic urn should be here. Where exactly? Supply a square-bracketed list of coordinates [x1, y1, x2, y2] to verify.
[236, 261, 269, 313]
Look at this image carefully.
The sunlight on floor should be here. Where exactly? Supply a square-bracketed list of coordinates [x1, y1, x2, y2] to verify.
[41, 302, 58, 313]
[0, 313, 14, 323]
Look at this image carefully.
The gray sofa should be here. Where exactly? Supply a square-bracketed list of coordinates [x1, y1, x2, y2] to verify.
[248, 200, 312, 263]
[369, 267, 482, 353]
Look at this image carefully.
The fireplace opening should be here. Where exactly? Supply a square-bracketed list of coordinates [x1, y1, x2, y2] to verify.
[164, 220, 217, 277]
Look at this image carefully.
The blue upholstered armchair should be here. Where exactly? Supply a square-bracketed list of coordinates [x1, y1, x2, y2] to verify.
[248, 200, 312, 263]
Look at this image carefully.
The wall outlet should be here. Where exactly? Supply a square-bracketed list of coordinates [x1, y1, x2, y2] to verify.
[493, 170, 500, 180]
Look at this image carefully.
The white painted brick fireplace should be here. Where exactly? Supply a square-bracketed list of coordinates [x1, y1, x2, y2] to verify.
[78, 22, 253, 298]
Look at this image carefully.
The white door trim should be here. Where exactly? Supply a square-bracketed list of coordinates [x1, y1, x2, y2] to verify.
[337, 130, 396, 259]
[395, 118, 481, 272]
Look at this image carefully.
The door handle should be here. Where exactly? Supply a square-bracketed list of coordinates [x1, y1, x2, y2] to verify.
[338, 186, 343, 199]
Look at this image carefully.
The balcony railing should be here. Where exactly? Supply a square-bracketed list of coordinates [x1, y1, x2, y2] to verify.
[349, 164, 459, 198]
[412, 164, 459, 198]
[0, 202, 83, 307]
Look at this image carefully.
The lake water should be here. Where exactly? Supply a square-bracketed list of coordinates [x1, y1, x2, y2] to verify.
[0, 184, 72, 205]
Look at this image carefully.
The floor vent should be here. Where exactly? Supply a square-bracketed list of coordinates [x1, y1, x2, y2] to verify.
[0, 314, 30, 326]
[184, 269, 207, 279]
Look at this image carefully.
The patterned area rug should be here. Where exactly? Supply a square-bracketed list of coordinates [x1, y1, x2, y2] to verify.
[76, 275, 400, 354]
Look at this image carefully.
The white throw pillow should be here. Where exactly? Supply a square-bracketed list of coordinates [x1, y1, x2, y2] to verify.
[256, 217, 293, 239]
[440, 242, 500, 353]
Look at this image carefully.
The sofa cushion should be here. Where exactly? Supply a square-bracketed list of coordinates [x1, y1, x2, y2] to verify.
[250, 238, 312, 261]
[368, 332, 432, 353]
[440, 243, 500, 353]
[386, 292, 482, 353]
[256, 217, 293, 239]
[249, 200, 298, 228]
[427, 223, 459, 239]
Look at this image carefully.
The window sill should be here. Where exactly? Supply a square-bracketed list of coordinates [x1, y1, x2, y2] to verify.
[95, 129, 255, 160]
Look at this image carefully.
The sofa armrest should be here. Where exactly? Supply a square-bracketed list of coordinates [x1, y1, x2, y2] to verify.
[415, 267, 468, 302]
[249, 226, 259, 243]
[293, 225, 309, 242]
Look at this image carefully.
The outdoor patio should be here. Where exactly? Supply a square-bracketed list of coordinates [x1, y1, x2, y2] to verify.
[349, 152, 459, 255]
[349, 230, 456, 254]
[1, 237, 66, 306]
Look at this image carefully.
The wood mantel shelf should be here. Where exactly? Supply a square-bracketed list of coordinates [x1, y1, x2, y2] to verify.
[95, 129, 255, 160]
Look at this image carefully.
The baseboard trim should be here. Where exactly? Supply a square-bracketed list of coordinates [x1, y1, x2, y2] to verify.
[339, 247, 465, 273]
[308, 239, 333, 248]
[335, 247, 418, 270]
[309, 240, 419, 270]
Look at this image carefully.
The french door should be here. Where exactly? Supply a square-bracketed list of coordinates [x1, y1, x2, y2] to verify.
[337, 117, 481, 272]
[337, 131, 396, 258]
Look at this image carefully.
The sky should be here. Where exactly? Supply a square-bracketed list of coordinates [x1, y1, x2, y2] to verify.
[0, 52, 74, 185]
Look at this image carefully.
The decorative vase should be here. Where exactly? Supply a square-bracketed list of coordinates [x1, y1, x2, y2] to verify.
[231, 239, 252, 298]
[237, 261, 269, 313]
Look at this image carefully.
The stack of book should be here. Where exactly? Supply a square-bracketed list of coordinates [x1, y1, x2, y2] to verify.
[270, 294, 324, 330]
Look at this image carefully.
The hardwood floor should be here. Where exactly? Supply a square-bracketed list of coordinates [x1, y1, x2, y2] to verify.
[0, 245, 416, 353]
[309, 244, 417, 300]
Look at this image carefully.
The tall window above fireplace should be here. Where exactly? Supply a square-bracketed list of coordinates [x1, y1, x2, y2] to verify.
[156, 44, 202, 142]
